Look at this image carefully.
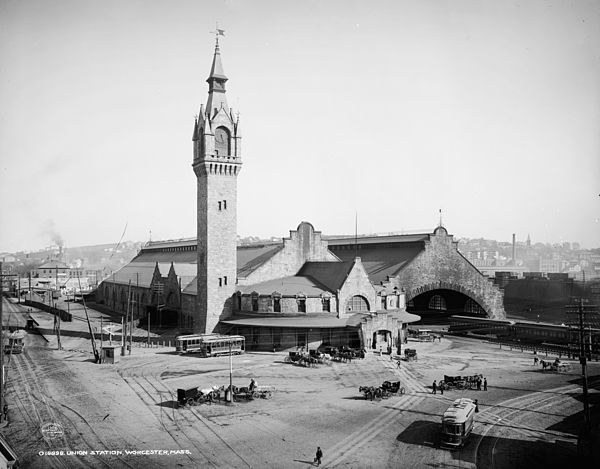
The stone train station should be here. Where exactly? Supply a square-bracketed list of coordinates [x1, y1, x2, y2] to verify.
[96, 38, 505, 352]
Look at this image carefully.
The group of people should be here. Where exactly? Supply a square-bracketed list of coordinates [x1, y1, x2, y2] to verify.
[431, 377, 488, 394]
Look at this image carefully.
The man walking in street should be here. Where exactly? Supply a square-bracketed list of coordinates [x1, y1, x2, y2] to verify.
[483, 378, 488, 391]
[314, 446, 323, 466]
[432, 380, 437, 394]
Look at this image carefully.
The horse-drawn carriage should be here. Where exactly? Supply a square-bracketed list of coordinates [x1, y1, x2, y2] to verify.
[230, 384, 276, 401]
[540, 358, 571, 373]
[440, 374, 483, 390]
[177, 386, 219, 407]
[404, 348, 417, 361]
[321, 346, 365, 362]
[359, 380, 405, 400]
[285, 351, 320, 367]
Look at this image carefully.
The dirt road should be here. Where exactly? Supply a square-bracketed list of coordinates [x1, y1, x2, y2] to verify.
[1, 302, 596, 468]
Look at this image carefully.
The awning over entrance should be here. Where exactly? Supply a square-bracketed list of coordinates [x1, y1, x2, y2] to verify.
[220, 314, 360, 329]
[379, 309, 422, 323]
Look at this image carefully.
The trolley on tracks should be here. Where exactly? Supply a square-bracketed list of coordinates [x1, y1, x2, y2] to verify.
[175, 334, 245, 357]
[441, 398, 477, 448]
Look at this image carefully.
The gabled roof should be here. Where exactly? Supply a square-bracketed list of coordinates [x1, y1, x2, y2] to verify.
[296, 261, 354, 292]
[237, 275, 329, 297]
[236, 243, 283, 278]
[38, 260, 69, 269]
[108, 261, 196, 288]
[107, 262, 158, 287]
[327, 236, 428, 284]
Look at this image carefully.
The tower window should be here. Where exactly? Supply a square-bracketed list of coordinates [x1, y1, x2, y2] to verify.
[224, 276, 228, 286]
[223, 200, 227, 210]
[218, 278, 222, 287]
[218, 201, 222, 210]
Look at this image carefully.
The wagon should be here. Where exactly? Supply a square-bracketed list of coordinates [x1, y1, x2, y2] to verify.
[253, 385, 276, 399]
[232, 385, 255, 401]
[285, 351, 303, 364]
[381, 380, 405, 395]
[440, 374, 482, 390]
[359, 385, 384, 400]
[177, 387, 215, 407]
[404, 348, 417, 361]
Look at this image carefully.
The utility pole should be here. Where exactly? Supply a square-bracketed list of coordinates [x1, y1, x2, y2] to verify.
[566, 297, 598, 439]
[0, 261, 5, 423]
[55, 266, 61, 350]
[228, 339, 233, 403]
[123, 280, 131, 356]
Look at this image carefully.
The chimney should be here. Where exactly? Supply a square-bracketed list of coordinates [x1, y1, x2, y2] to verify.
[512, 233, 516, 264]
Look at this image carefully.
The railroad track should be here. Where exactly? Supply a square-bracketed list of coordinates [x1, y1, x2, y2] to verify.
[472, 383, 583, 469]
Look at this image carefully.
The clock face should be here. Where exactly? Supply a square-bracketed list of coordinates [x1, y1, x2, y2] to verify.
[215, 127, 229, 154]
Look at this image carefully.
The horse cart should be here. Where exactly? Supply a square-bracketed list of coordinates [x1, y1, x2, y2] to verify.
[404, 348, 417, 361]
[381, 380, 405, 396]
[359, 380, 405, 400]
[177, 387, 217, 407]
[285, 351, 319, 367]
[440, 374, 482, 390]
[540, 359, 571, 373]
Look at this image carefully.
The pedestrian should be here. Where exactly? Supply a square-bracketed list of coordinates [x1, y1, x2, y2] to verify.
[432, 380, 437, 394]
[483, 378, 487, 391]
[3, 404, 7, 421]
[397, 359, 401, 369]
[477, 378, 481, 391]
[440, 381, 444, 395]
[534, 356, 538, 365]
[314, 446, 323, 466]
[474, 399, 479, 413]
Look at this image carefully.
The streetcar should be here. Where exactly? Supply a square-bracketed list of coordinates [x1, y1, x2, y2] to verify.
[175, 334, 245, 357]
[441, 398, 477, 448]
[3, 330, 26, 354]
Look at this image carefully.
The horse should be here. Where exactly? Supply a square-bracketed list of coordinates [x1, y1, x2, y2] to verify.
[540, 359, 551, 370]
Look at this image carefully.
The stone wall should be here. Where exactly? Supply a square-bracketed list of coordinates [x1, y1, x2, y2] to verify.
[239, 222, 338, 285]
[393, 227, 506, 319]
[338, 258, 378, 316]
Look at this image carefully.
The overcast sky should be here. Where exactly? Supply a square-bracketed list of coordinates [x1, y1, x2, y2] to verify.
[1, 0, 599, 253]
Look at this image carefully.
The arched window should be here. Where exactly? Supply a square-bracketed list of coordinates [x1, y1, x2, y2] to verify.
[215, 127, 230, 156]
[428, 294, 447, 311]
[346, 295, 369, 313]
[464, 298, 484, 314]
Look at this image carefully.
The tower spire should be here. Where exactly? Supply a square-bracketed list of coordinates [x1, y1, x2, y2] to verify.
[206, 28, 228, 115]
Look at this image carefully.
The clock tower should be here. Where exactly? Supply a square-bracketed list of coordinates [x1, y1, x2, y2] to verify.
[192, 37, 242, 333]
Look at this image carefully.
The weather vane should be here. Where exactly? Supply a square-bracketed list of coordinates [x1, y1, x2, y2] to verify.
[210, 23, 225, 45]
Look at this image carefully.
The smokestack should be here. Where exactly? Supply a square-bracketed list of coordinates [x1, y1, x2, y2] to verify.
[512, 233, 516, 264]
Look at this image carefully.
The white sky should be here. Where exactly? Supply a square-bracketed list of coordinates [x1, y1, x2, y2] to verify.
[1, 0, 599, 252]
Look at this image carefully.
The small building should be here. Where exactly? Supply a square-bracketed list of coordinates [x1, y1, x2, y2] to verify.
[100, 345, 121, 364]
[35, 260, 69, 278]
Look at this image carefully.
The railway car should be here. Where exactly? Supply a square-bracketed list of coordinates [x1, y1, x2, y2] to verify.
[3, 330, 25, 354]
[448, 315, 514, 338]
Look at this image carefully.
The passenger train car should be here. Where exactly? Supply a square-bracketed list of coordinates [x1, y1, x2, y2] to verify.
[449, 315, 600, 355]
